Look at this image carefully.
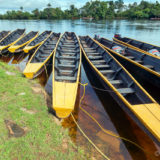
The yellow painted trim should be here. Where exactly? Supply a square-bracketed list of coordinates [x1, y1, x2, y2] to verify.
[82, 37, 154, 105]
[0, 29, 25, 51]
[0, 31, 11, 43]
[101, 38, 160, 78]
[114, 37, 160, 60]
[82, 36, 160, 142]
[52, 32, 82, 118]
[23, 32, 59, 79]
[8, 31, 39, 53]
[23, 31, 50, 53]
[23, 32, 53, 78]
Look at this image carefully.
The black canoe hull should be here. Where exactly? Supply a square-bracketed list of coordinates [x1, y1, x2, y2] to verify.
[32, 55, 53, 79]
[82, 52, 160, 145]
[111, 52, 160, 88]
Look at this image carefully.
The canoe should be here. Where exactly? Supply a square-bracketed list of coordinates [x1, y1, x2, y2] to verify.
[52, 32, 81, 118]
[0, 29, 25, 54]
[96, 37, 160, 88]
[23, 31, 52, 53]
[113, 35, 160, 58]
[8, 31, 39, 53]
[23, 32, 60, 79]
[80, 35, 160, 143]
[0, 31, 10, 42]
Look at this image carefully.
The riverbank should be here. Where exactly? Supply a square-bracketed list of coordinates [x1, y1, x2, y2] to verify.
[0, 62, 85, 160]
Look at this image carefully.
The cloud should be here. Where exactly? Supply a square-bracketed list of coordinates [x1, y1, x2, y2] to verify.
[0, 0, 88, 11]
[0, 0, 158, 13]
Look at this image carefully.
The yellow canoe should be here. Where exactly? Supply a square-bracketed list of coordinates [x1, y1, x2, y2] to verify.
[0, 29, 25, 54]
[23, 32, 60, 79]
[52, 32, 81, 118]
[80, 35, 160, 143]
[8, 31, 39, 53]
[23, 31, 52, 53]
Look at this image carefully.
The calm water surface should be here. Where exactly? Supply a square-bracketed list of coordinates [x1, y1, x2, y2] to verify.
[0, 19, 160, 44]
[0, 19, 160, 160]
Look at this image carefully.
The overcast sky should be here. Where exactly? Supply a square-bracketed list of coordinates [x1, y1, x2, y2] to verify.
[0, 0, 158, 13]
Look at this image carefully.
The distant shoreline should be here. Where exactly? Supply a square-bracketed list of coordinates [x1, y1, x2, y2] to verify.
[0, 1, 160, 21]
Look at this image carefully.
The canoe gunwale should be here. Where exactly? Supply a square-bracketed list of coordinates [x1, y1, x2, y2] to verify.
[80, 35, 160, 143]
[100, 37, 160, 78]
[23, 31, 52, 52]
[114, 37, 160, 60]
[82, 51, 160, 144]
[0, 29, 25, 51]
[0, 31, 10, 42]
[23, 32, 61, 78]
[8, 31, 39, 53]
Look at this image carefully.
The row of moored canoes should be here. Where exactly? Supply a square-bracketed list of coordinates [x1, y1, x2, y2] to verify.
[1, 30, 160, 144]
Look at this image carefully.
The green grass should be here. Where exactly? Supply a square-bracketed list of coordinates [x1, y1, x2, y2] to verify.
[0, 62, 86, 160]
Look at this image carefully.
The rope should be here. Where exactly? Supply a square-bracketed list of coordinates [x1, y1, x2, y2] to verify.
[77, 82, 154, 158]
[44, 63, 49, 79]
[71, 113, 111, 160]
[82, 81, 160, 123]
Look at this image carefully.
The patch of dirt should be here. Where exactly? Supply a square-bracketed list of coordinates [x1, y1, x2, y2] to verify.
[20, 107, 37, 115]
[4, 119, 28, 137]
[52, 117, 62, 126]
[62, 138, 68, 152]
[5, 71, 16, 76]
[31, 83, 47, 99]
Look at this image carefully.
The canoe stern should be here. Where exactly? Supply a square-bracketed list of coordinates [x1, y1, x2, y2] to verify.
[23, 63, 43, 79]
[8, 46, 20, 53]
[23, 46, 34, 53]
[131, 103, 160, 142]
[53, 82, 78, 118]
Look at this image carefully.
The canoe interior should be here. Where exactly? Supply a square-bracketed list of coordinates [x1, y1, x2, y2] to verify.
[15, 31, 38, 45]
[80, 36, 153, 105]
[0, 29, 25, 46]
[116, 36, 160, 53]
[0, 31, 10, 41]
[28, 31, 52, 46]
[54, 32, 80, 83]
[30, 32, 60, 63]
[99, 38, 160, 74]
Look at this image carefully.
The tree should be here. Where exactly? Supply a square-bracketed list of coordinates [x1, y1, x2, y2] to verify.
[20, 6, 23, 11]
[47, 3, 51, 8]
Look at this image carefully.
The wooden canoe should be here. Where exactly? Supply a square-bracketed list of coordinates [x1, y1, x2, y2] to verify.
[23, 31, 52, 53]
[0, 31, 10, 42]
[52, 32, 81, 118]
[114, 35, 160, 58]
[80, 35, 160, 144]
[8, 31, 39, 53]
[23, 32, 60, 79]
[0, 29, 25, 54]
[96, 37, 160, 88]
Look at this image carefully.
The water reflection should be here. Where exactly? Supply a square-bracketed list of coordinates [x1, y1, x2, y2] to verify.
[0, 19, 159, 45]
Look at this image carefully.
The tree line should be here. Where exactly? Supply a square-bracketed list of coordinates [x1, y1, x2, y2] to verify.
[0, 0, 160, 20]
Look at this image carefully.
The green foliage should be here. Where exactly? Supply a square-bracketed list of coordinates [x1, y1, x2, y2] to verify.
[121, 0, 160, 19]
[0, 1, 160, 20]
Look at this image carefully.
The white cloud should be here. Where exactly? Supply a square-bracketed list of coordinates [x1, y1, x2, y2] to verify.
[0, 0, 158, 14]
[0, 0, 88, 11]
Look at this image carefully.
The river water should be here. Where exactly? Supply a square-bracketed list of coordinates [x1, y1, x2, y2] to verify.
[0, 19, 160, 160]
